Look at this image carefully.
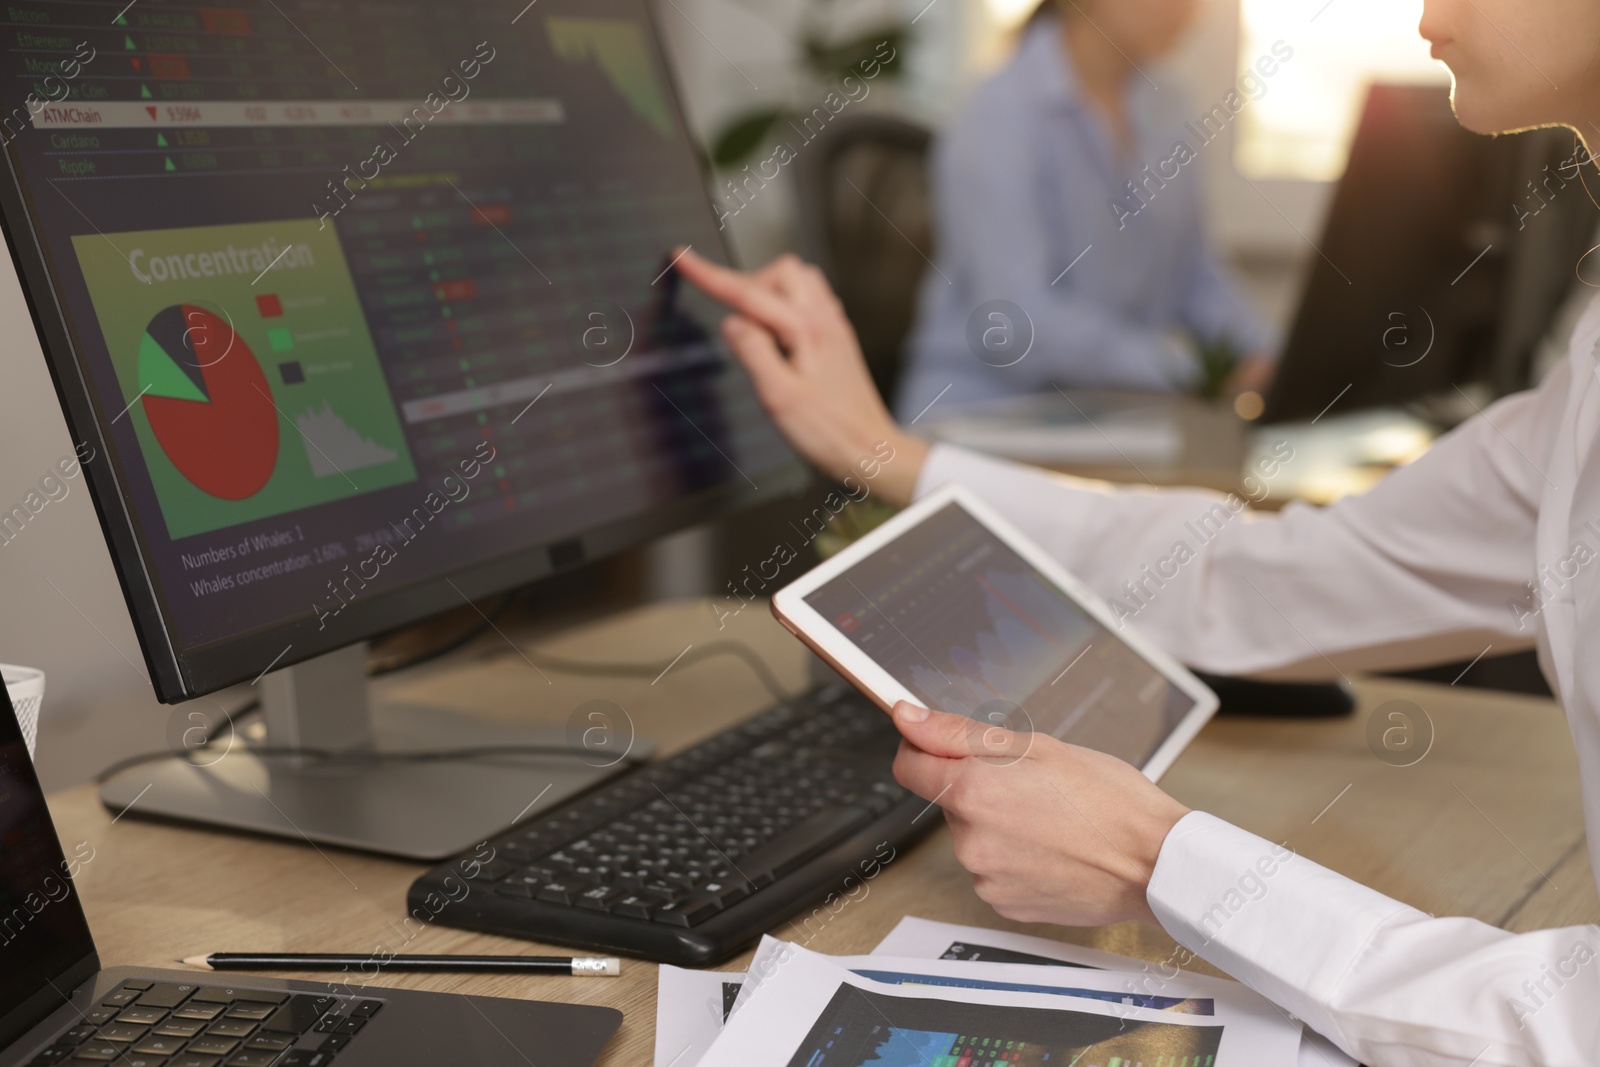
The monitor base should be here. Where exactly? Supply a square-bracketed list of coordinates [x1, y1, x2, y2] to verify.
[98, 645, 653, 860]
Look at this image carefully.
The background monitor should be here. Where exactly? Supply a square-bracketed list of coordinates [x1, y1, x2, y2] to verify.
[0, 0, 804, 857]
[1262, 84, 1599, 423]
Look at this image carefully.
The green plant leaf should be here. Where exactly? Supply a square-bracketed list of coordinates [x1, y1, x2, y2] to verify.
[801, 25, 908, 82]
[710, 108, 790, 169]
[1194, 336, 1243, 401]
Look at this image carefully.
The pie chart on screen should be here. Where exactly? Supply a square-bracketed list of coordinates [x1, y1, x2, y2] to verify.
[135, 304, 279, 500]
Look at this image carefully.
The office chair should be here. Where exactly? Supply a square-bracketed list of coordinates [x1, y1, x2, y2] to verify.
[794, 114, 934, 404]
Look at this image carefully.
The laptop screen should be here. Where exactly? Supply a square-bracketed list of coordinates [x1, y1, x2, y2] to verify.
[0, 684, 97, 1048]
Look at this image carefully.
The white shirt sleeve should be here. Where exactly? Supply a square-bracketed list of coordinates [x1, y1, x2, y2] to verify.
[908, 365, 1597, 1063]
[1148, 812, 1600, 1066]
[911, 361, 1571, 679]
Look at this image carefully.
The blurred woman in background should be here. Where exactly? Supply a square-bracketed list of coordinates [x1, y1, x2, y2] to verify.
[895, 0, 1276, 420]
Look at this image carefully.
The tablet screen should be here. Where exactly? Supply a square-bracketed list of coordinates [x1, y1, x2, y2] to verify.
[802, 502, 1197, 766]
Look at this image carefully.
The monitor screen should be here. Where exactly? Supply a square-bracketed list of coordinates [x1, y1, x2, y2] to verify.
[0, 684, 97, 1048]
[0, 0, 799, 698]
[801, 503, 1196, 769]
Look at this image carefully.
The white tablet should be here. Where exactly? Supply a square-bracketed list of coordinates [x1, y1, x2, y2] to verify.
[771, 484, 1218, 780]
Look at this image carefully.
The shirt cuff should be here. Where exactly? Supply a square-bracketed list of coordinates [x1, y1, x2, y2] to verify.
[1147, 811, 1421, 1049]
[910, 443, 965, 503]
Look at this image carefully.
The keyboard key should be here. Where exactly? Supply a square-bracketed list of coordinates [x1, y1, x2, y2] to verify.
[84, 1008, 120, 1026]
[741, 805, 875, 879]
[244, 1034, 293, 1051]
[168, 1057, 221, 1067]
[317, 1034, 350, 1053]
[279, 1052, 335, 1067]
[224, 1003, 277, 1021]
[505, 867, 552, 888]
[349, 1002, 381, 1019]
[190, 987, 285, 1006]
[465, 859, 514, 882]
[333, 1018, 365, 1035]
[575, 885, 624, 912]
[207, 1019, 257, 1038]
[699, 880, 750, 909]
[26, 1045, 75, 1064]
[662, 870, 705, 889]
[261, 996, 334, 1034]
[62, 1025, 96, 1043]
[188, 1037, 239, 1056]
[226, 1052, 281, 1067]
[612, 893, 661, 919]
[70, 1043, 123, 1061]
[173, 1004, 226, 1022]
[536, 881, 588, 906]
[640, 878, 684, 900]
[101, 990, 142, 1008]
[136, 984, 200, 1009]
[120, 981, 155, 991]
[96, 1023, 149, 1043]
[154, 1020, 207, 1039]
[118, 1008, 168, 1026]
[652, 895, 720, 927]
[131, 1035, 187, 1055]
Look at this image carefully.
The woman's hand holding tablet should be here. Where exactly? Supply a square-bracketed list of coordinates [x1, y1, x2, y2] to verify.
[887, 699, 1191, 927]
[769, 484, 1215, 927]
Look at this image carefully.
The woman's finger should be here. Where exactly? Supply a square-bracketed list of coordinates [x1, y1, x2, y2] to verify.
[675, 248, 805, 347]
[721, 314, 793, 401]
[891, 738, 963, 802]
[891, 702, 992, 759]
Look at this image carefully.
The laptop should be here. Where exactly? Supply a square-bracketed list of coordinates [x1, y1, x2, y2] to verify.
[0, 685, 622, 1067]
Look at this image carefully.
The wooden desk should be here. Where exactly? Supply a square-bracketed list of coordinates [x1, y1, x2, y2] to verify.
[922, 392, 1252, 496]
[48, 601, 1598, 1066]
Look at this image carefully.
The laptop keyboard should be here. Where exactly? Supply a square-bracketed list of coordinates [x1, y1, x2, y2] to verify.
[27, 980, 379, 1067]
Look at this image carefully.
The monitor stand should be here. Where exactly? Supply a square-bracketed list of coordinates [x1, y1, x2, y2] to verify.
[98, 644, 650, 861]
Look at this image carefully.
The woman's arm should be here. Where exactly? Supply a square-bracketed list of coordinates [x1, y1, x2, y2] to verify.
[890, 704, 1600, 1067]
[1149, 812, 1600, 1066]
[678, 248, 1558, 678]
[908, 372, 1555, 676]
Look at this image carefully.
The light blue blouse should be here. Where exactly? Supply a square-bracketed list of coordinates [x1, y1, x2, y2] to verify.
[894, 16, 1274, 420]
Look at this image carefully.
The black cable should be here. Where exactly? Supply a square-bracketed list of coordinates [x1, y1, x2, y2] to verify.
[367, 592, 517, 677]
[96, 633, 793, 786]
[520, 639, 794, 702]
[92, 740, 648, 787]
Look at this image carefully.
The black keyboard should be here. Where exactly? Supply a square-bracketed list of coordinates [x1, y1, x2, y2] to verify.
[409, 683, 939, 965]
[27, 978, 378, 1067]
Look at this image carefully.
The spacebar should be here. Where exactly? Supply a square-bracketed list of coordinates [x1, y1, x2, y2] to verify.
[741, 805, 876, 879]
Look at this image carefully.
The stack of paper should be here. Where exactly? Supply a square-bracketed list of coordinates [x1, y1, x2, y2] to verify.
[655, 917, 1353, 1067]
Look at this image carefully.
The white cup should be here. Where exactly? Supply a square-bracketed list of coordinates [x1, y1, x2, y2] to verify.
[2, 665, 45, 758]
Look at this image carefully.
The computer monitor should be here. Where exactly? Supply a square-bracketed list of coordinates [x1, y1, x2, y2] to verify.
[0, 0, 804, 856]
[1262, 84, 1598, 423]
